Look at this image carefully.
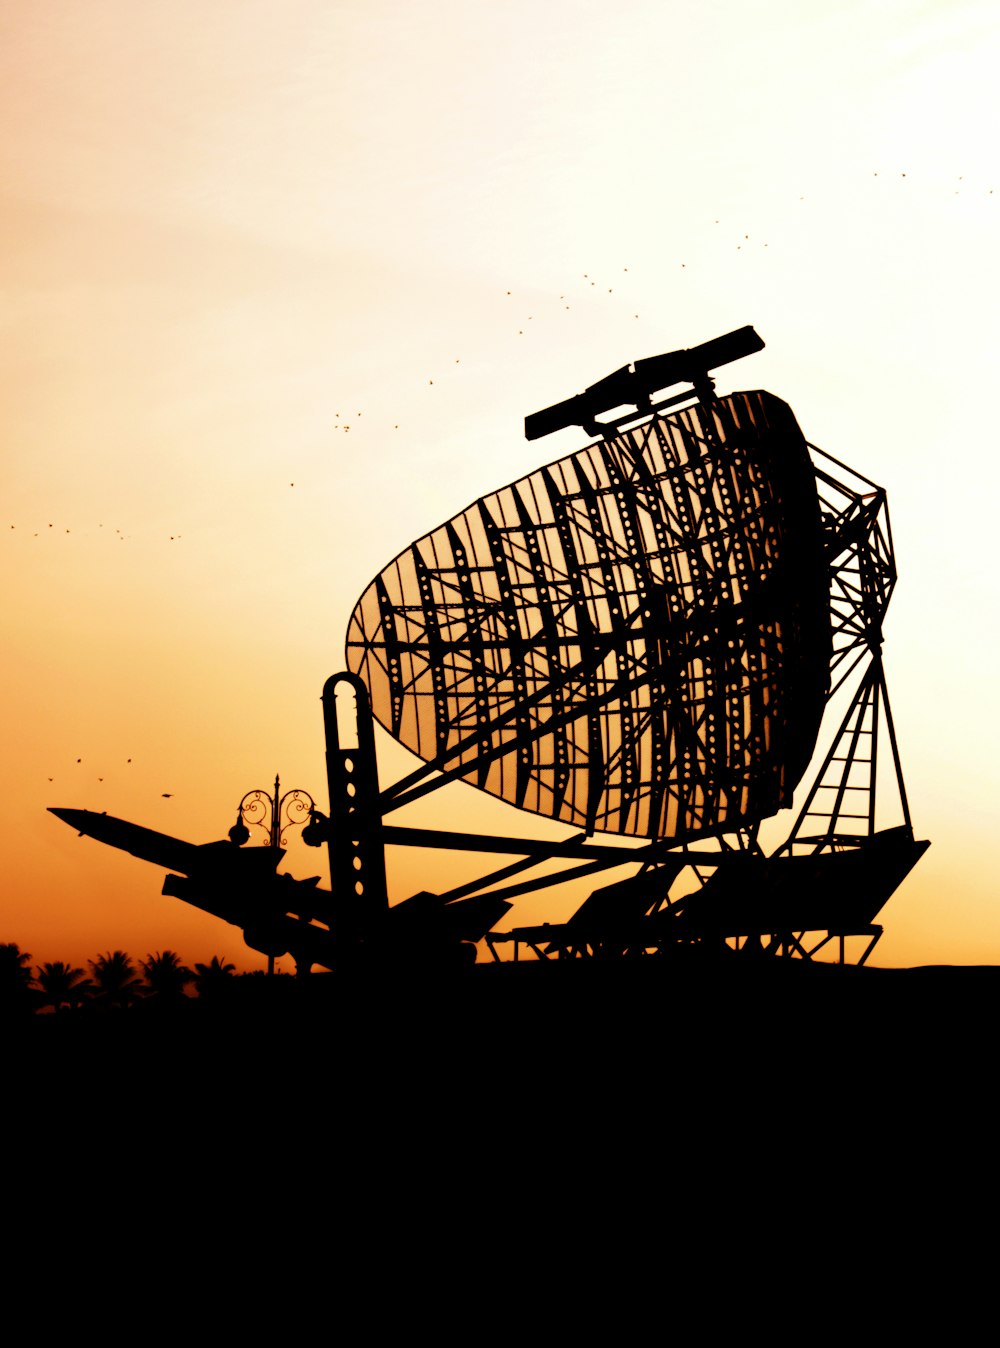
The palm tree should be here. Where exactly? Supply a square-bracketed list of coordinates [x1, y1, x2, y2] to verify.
[36, 961, 91, 1012]
[140, 950, 193, 1000]
[88, 951, 143, 1009]
[192, 955, 236, 999]
[0, 943, 36, 1018]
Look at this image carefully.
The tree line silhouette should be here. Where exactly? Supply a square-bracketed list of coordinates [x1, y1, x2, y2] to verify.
[0, 942, 251, 1017]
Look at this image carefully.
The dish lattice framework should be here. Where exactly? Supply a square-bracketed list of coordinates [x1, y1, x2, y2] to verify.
[347, 390, 831, 844]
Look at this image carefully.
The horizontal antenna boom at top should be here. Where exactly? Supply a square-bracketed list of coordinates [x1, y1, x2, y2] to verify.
[524, 325, 764, 441]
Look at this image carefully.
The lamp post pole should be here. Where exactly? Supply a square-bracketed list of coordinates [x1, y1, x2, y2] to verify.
[230, 774, 316, 974]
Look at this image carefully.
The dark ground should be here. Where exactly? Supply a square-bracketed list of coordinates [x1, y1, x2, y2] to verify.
[13, 957, 999, 1104]
[9, 958, 998, 1283]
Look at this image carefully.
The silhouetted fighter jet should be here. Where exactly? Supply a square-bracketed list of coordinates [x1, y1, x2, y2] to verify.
[48, 808, 509, 973]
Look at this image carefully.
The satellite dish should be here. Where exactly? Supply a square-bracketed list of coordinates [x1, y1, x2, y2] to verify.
[347, 383, 831, 843]
[51, 327, 928, 971]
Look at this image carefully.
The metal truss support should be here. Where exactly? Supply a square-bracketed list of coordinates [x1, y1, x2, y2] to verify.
[781, 653, 913, 853]
[776, 440, 913, 857]
[804, 926, 884, 967]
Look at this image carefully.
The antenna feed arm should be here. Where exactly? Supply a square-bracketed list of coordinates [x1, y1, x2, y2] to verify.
[525, 326, 764, 441]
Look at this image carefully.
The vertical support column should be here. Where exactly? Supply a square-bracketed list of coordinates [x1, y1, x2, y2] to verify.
[322, 673, 389, 948]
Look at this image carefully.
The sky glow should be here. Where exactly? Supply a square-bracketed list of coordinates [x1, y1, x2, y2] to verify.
[3, 0, 998, 969]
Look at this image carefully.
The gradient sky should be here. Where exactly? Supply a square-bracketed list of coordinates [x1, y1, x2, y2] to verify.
[4, 0, 998, 971]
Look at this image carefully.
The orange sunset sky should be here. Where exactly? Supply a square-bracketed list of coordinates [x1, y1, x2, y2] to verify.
[3, 1, 999, 971]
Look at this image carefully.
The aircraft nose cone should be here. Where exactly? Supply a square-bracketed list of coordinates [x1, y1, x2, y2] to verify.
[48, 807, 81, 824]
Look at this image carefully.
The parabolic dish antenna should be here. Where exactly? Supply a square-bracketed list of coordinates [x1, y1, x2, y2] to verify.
[347, 388, 829, 843]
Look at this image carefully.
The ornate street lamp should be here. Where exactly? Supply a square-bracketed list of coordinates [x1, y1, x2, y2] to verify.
[230, 773, 316, 850]
[229, 774, 317, 973]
